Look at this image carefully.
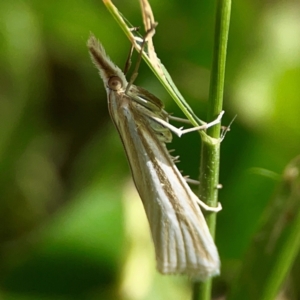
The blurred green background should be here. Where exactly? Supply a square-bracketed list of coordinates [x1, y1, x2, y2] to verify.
[1, 0, 300, 299]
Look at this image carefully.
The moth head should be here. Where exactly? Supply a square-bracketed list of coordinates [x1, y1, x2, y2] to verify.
[87, 34, 128, 89]
[108, 76, 124, 91]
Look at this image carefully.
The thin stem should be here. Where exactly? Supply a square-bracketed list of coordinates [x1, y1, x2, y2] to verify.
[227, 156, 300, 300]
[193, 0, 231, 299]
[103, 0, 209, 128]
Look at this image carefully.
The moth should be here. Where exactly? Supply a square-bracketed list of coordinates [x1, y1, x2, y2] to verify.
[87, 34, 222, 280]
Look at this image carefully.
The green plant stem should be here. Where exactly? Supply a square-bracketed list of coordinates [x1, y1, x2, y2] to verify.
[193, 0, 231, 299]
[227, 156, 300, 300]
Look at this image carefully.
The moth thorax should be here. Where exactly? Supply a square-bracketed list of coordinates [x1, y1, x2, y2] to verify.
[108, 76, 123, 91]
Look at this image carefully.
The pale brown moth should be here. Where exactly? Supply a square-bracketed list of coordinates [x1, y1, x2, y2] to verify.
[87, 34, 223, 280]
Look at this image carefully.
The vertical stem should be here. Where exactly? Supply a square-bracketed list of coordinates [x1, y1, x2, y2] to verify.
[193, 0, 231, 299]
[197, 143, 221, 299]
[227, 156, 300, 300]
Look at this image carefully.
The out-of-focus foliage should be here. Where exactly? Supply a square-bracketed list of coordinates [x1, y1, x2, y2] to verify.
[0, 0, 299, 299]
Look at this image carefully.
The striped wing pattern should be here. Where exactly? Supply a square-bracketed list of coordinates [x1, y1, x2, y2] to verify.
[88, 35, 220, 280]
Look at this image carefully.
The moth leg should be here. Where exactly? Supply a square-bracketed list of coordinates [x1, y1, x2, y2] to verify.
[196, 199, 222, 212]
[123, 44, 135, 75]
[168, 115, 192, 125]
[168, 111, 225, 129]
[149, 110, 225, 137]
[125, 24, 158, 94]
[184, 177, 200, 185]
[124, 27, 140, 74]
[220, 114, 237, 141]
